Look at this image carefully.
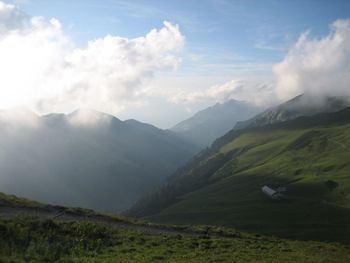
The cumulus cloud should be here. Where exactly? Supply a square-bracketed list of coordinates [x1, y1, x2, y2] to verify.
[0, 1, 28, 33]
[162, 79, 275, 106]
[274, 19, 350, 100]
[67, 109, 113, 127]
[0, 107, 39, 130]
[170, 79, 242, 104]
[0, 1, 184, 117]
[172, 19, 350, 109]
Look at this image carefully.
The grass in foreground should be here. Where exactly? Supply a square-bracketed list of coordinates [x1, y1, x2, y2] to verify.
[1, 216, 350, 263]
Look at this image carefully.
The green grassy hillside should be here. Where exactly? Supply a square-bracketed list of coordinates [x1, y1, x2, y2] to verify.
[129, 107, 350, 242]
[1, 193, 350, 262]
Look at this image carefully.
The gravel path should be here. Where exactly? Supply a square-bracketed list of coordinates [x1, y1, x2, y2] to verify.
[0, 206, 216, 237]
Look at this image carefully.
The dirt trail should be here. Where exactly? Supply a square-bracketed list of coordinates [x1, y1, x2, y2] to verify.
[328, 138, 350, 152]
[0, 206, 224, 238]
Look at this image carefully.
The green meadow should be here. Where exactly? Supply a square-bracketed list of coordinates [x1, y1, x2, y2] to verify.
[132, 111, 350, 243]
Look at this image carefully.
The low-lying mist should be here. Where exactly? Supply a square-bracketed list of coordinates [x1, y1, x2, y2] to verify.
[0, 109, 198, 212]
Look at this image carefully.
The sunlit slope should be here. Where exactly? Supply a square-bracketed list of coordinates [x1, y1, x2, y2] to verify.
[131, 107, 350, 242]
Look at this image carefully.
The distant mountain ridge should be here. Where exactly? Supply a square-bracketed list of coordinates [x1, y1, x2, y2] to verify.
[0, 109, 199, 212]
[170, 99, 262, 148]
[234, 94, 350, 130]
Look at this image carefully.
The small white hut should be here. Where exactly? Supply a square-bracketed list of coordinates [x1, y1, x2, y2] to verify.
[262, 186, 280, 199]
[276, 186, 287, 193]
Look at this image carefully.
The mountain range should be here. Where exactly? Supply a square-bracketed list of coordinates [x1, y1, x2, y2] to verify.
[170, 99, 262, 148]
[0, 109, 199, 212]
[2, 93, 350, 242]
[234, 94, 350, 129]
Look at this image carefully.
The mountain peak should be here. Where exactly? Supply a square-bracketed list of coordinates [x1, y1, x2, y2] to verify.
[170, 100, 262, 147]
[234, 94, 350, 130]
[67, 109, 118, 126]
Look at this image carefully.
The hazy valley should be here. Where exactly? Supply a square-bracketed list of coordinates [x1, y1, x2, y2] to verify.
[0, 109, 198, 212]
[1, 1, 350, 262]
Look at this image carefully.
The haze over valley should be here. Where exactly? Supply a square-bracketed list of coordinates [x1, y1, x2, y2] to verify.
[1, 1, 350, 262]
[0, 108, 198, 212]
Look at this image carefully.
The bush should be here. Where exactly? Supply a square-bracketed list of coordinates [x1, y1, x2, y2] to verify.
[324, 180, 339, 192]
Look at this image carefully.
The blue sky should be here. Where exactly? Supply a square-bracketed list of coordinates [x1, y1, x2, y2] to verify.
[17, 0, 350, 64]
[3, 0, 350, 127]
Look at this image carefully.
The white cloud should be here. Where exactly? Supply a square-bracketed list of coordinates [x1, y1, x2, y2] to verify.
[0, 1, 184, 118]
[67, 109, 113, 127]
[174, 19, 350, 110]
[0, 107, 39, 129]
[274, 19, 350, 100]
[169, 79, 242, 104]
[0, 1, 28, 33]
[153, 79, 275, 107]
[4, 2, 349, 128]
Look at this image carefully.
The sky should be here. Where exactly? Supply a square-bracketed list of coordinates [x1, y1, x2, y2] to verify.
[1, 0, 350, 128]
